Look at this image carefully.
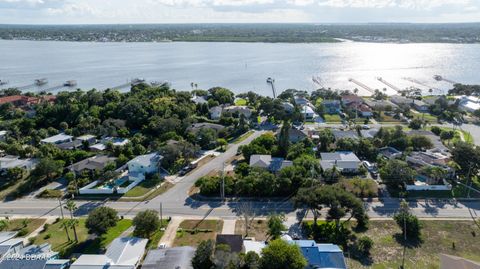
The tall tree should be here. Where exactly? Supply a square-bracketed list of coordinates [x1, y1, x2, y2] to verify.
[133, 210, 160, 238]
[278, 121, 291, 157]
[267, 214, 286, 240]
[64, 200, 79, 242]
[192, 240, 215, 269]
[85, 206, 118, 236]
[259, 239, 307, 269]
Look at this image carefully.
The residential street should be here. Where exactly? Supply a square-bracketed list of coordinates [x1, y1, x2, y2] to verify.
[1, 128, 479, 222]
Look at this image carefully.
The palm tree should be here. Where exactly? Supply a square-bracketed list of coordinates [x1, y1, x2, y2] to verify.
[190, 82, 194, 90]
[353, 88, 359, 95]
[61, 221, 71, 241]
[64, 200, 79, 242]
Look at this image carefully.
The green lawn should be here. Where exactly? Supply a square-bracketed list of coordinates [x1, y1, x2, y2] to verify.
[231, 130, 254, 144]
[174, 219, 223, 247]
[375, 112, 403, 123]
[146, 219, 170, 249]
[324, 114, 342, 123]
[83, 219, 133, 253]
[33, 218, 134, 257]
[346, 220, 480, 269]
[33, 218, 90, 257]
[413, 113, 438, 123]
[234, 98, 247, 106]
[124, 178, 162, 197]
[1, 218, 46, 235]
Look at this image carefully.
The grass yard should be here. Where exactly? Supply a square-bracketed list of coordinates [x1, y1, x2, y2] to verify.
[235, 219, 269, 241]
[375, 112, 403, 123]
[33, 218, 90, 257]
[346, 220, 480, 269]
[173, 219, 223, 247]
[1, 218, 46, 235]
[146, 219, 170, 249]
[121, 182, 174, 201]
[235, 98, 247, 106]
[123, 178, 162, 198]
[413, 113, 438, 123]
[231, 131, 254, 144]
[324, 114, 343, 123]
[83, 219, 133, 253]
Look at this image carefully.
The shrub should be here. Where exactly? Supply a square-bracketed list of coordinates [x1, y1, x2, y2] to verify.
[28, 237, 36, 245]
[357, 236, 374, 255]
[43, 234, 51, 240]
[431, 126, 442, 136]
[17, 227, 29, 237]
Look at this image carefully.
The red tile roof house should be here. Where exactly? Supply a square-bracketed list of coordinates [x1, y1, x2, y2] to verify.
[0, 95, 56, 107]
[341, 95, 363, 106]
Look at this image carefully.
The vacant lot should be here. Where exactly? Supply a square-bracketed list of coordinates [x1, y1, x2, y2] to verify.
[235, 219, 269, 241]
[2, 218, 46, 235]
[174, 219, 223, 247]
[346, 220, 480, 269]
[324, 114, 342, 123]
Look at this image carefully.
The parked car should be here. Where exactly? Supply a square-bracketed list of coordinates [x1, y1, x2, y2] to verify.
[179, 162, 198, 176]
[362, 161, 378, 178]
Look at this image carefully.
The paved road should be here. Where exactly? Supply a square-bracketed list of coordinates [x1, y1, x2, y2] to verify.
[1, 128, 480, 221]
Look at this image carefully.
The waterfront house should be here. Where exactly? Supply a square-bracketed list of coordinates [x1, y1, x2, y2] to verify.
[290, 240, 347, 269]
[224, 106, 252, 118]
[40, 133, 73, 145]
[320, 151, 361, 173]
[364, 99, 398, 111]
[70, 237, 148, 269]
[412, 99, 429, 112]
[295, 96, 311, 106]
[389, 95, 412, 107]
[0, 95, 56, 108]
[142, 246, 195, 269]
[249, 154, 293, 173]
[68, 155, 117, 175]
[341, 94, 363, 107]
[322, 100, 341, 114]
[191, 94, 208, 105]
[458, 95, 480, 113]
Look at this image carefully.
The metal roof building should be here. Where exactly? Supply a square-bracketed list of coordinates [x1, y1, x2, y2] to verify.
[142, 247, 195, 269]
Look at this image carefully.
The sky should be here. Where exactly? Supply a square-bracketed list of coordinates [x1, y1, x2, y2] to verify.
[0, 0, 479, 24]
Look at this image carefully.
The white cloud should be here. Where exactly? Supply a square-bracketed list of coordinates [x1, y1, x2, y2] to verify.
[0, 0, 479, 23]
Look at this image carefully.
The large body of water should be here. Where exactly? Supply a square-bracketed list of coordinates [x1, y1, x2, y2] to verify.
[1, 40, 479, 96]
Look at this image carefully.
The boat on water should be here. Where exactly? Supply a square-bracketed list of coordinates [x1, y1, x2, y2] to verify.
[434, 75, 443, 81]
[0, 80, 8, 86]
[131, 78, 146, 85]
[64, 80, 77, 87]
[35, 78, 48, 86]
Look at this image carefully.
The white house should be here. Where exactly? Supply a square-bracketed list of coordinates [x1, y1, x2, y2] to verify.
[128, 152, 163, 176]
[70, 237, 148, 269]
[40, 133, 73, 145]
[0, 130, 7, 142]
[458, 95, 480, 113]
[320, 151, 361, 173]
[301, 105, 318, 121]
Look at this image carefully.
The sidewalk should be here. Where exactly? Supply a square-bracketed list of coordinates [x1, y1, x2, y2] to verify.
[158, 217, 183, 247]
[222, 219, 236, 234]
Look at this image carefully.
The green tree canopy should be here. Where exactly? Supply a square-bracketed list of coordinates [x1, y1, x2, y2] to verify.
[259, 239, 307, 269]
[133, 210, 160, 238]
[85, 206, 118, 236]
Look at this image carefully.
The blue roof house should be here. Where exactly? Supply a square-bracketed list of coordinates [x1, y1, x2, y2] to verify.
[290, 240, 347, 269]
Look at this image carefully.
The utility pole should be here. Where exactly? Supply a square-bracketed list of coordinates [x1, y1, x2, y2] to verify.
[58, 198, 65, 219]
[159, 202, 163, 228]
[220, 162, 226, 199]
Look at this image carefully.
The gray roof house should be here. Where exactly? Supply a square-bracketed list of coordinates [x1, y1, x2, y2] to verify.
[323, 100, 341, 114]
[69, 155, 117, 174]
[249, 155, 293, 172]
[364, 99, 398, 110]
[378, 147, 402, 160]
[187, 123, 226, 134]
[332, 130, 359, 140]
[320, 152, 361, 173]
[142, 247, 195, 269]
[0, 156, 37, 173]
[70, 237, 148, 269]
[407, 130, 449, 153]
[40, 133, 74, 145]
[288, 128, 309, 143]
